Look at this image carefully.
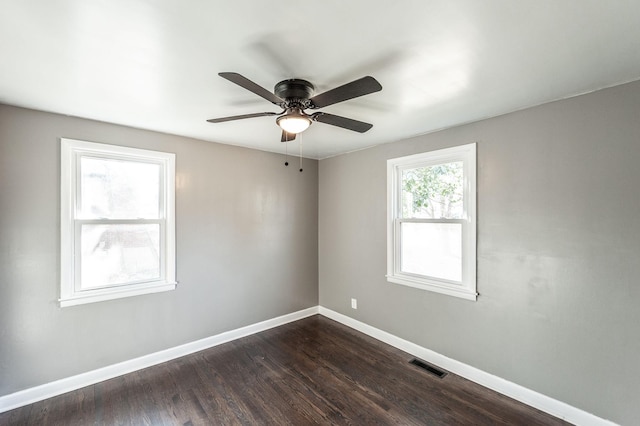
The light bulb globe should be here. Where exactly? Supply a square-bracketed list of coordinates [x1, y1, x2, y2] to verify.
[277, 113, 311, 134]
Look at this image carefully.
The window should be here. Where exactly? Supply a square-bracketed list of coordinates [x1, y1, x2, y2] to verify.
[387, 143, 476, 300]
[60, 138, 176, 307]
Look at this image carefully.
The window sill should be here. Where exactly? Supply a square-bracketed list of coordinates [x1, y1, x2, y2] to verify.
[386, 275, 477, 301]
[59, 282, 177, 307]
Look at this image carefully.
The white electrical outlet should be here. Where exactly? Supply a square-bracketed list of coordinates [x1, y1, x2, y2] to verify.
[351, 298, 357, 309]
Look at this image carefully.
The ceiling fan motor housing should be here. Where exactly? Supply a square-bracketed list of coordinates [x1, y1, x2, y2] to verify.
[274, 79, 315, 104]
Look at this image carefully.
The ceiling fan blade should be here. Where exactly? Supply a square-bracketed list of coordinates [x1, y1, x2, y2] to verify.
[309, 76, 382, 109]
[207, 112, 279, 123]
[219, 72, 284, 105]
[281, 130, 296, 142]
[312, 112, 373, 133]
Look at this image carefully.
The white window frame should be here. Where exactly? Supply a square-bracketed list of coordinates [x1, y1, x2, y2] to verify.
[387, 143, 477, 301]
[60, 138, 176, 307]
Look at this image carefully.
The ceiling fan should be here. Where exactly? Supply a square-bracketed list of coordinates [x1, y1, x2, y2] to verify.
[207, 72, 382, 142]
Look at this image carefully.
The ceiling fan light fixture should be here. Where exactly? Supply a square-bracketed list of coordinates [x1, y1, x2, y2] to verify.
[277, 112, 312, 134]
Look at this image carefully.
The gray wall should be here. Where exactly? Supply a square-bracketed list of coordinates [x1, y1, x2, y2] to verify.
[319, 80, 640, 425]
[0, 105, 318, 396]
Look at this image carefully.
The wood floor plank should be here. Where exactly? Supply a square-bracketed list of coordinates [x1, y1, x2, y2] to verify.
[0, 315, 569, 425]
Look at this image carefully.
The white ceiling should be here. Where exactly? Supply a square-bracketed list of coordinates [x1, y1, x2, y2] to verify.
[1, 1, 639, 159]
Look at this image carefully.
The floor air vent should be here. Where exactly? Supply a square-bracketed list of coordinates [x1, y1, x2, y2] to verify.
[409, 358, 447, 378]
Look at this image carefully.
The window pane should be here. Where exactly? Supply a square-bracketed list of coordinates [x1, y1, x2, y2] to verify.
[401, 161, 463, 219]
[80, 156, 160, 219]
[80, 224, 160, 289]
[401, 222, 462, 282]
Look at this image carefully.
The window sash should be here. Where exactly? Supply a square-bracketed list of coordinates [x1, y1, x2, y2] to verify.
[73, 219, 166, 292]
[394, 218, 465, 285]
[399, 162, 464, 220]
[75, 152, 166, 220]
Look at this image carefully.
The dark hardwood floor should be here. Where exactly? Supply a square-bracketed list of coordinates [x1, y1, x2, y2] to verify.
[0, 315, 569, 425]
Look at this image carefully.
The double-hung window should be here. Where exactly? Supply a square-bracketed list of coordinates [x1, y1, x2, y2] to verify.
[60, 138, 176, 307]
[387, 143, 476, 300]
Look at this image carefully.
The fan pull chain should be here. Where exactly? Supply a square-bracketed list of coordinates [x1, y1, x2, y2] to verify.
[299, 133, 303, 172]
[284, 140, 289, 166]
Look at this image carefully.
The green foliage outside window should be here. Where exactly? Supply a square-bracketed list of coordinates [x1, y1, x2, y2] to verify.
[402, 162, 463, 219]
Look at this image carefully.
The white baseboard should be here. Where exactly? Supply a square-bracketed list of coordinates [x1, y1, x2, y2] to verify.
[0, 306, 319, 414]
[0, 305, 618, 426]
[319, 307, 617, 426]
